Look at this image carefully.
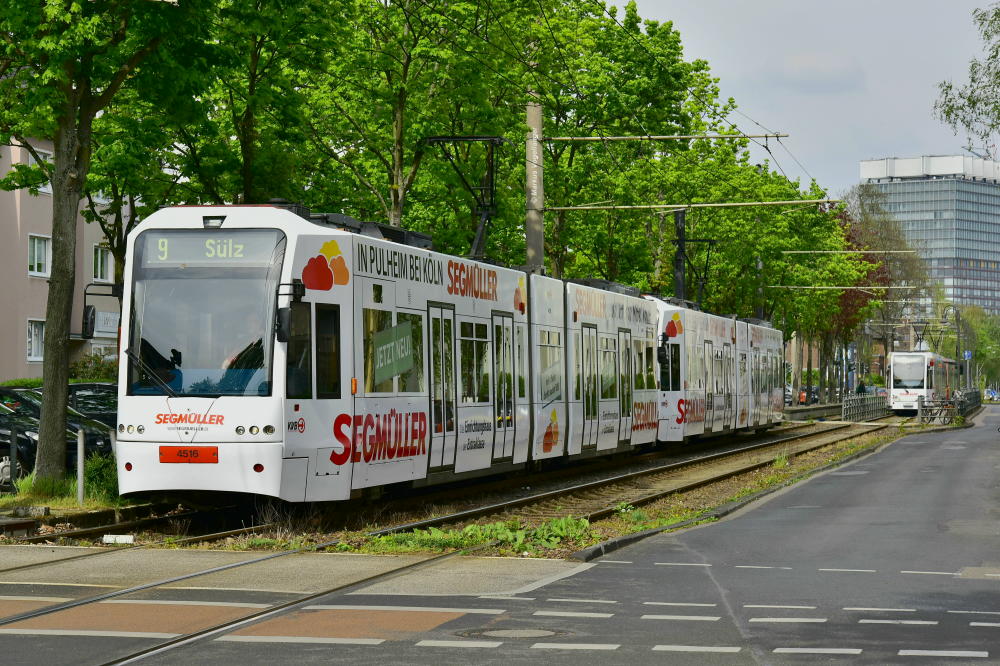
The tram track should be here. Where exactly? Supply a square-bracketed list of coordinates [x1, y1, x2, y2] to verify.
[0, 419, 892, 664]
[417, 421, 886, 527]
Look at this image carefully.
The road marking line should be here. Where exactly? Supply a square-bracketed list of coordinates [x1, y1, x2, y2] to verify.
[0, 581, 118, 588]
[478, 596, 535, 601]
[774, 648, 862, 655]
[818, 568, 877, 573]
[986, 574, 1000, 578]
[654, 562, 711, 567]
[749, 617, 827, 623]
[642, 614, 720, 621]
[305, 604, 504, 614]
[533, 610, 613, 618]
[548, 598, 618, 604]
[744, 604, 817, 610]
[900, 570, 959, 576]
[859, 619, 937, 625]
[653, 645, 742, 653]
[0, 595, 71, 602]
[950, 610, 1000, 615]
[598, 560, 632, 564]
[416, 640, 503, 648]
[217, 636, 384, 645]
[0, 628, 178, 639]
[844, 607, 916, 612]
[971, 622, 1000, 627]
[101, 599, 272, 608]
[531, 643, 621, 650]
[643, 602, 717, 607]
[734, 565, 794, 570]
[898, 650, 988, 658]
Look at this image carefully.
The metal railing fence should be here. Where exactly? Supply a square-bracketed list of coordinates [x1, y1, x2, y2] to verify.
[841, 394, 890, 422]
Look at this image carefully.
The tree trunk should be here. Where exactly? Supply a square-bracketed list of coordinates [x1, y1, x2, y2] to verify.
[35, 109, 90, 486]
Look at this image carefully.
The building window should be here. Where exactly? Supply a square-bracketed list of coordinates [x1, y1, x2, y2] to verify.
[27, 148, 52, 194]
[27, 320, 45, 361]
[93, 245, 113, 282]
[28, 235, 50, 276]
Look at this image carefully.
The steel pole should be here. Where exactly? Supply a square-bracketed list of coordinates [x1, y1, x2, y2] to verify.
[77, 430, 84, 506]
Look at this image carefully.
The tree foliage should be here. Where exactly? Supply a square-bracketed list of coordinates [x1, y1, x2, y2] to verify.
[0, 0, 213, 486]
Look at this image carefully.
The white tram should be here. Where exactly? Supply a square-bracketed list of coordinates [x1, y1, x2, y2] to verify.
[888, 351, 959, 413]
[115, 204, 784, 501]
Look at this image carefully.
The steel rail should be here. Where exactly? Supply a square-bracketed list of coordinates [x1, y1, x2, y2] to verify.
[0, 423, 845, 627]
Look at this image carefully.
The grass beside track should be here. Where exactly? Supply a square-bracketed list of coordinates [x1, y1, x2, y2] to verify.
[1, 423, 933, 553]
[169, 425, 910, 558]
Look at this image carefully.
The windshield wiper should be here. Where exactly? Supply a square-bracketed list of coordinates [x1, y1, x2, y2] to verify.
[125, 348, 178, 398]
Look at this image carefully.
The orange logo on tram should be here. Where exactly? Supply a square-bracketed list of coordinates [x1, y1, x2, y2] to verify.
[302, 240, 350, 290]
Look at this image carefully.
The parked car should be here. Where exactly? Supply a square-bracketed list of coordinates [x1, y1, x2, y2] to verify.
[0, 387, 111, 481]
[36, 382, 117, 429]
[0, 402, 42, 485]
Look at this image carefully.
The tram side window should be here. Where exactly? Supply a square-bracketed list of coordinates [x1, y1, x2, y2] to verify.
[460, 321, 490, 403]
[363, 308, 393, 393]
[539, 329, 564, 402]
[600, 337, 617, 399]
[574, 331, 582, 400]
[316, 304, 340, 399]
[517, 326, 527, 399]
[645, 340, 656, 389]
[670, 343, 681, 390]
[398, 312, 425, 392]
[286, 302, 312, 399]
[635, 339, 645, 390]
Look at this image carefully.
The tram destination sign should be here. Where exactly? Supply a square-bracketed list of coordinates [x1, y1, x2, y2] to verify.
[140, 230, 282, 267]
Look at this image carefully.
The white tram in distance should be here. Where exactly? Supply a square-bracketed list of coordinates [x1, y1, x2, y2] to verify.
[115, 204, 784, 502]
[888, 351, 960, 413]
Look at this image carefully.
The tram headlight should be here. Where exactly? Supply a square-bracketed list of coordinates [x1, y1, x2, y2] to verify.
[118, 424, 125, 433]
[235, 426, 245, 435]
[263, 425, 275, 435]
[137, 425, 145, 434]
[127, 425, 135, 434]
[249, 425, 259, 435]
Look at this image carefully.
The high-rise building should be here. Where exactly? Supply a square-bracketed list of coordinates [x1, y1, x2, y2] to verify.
[860, 155, 1000, 314]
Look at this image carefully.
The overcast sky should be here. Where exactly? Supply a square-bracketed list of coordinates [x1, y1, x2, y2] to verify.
[624, 0, 989, 197]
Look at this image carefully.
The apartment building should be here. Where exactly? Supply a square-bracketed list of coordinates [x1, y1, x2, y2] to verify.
[0, 142, 121, 380]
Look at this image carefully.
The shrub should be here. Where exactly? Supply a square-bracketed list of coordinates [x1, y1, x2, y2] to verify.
[69, 353, 118, 382]
[84, 453, 119, 502]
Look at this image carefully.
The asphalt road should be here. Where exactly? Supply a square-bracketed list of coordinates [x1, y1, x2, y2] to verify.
[2, 408, 998, 664]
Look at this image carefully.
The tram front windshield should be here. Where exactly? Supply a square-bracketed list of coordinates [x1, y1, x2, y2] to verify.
[128, 229, 286, 397]
[892, 355, 926, 389]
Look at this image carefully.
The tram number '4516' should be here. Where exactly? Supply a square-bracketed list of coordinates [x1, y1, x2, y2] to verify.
[329, 411, 428, 466]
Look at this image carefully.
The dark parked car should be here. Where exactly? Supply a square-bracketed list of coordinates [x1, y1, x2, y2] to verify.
[0, 387, 111, 482]
[37, 382, 117, 429]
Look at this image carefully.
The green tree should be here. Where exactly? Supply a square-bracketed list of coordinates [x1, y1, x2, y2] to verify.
[0, 0, 211, 488]
[936, 5, 1000, 153]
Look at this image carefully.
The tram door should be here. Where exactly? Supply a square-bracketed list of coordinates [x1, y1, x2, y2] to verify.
[427, 305, 457, 469]
[581, 325, 599, 449]
[704, 341, 715, 430]
[723, 343, 734, 429]
[618, 330, 633, 443]
[751, 350, 761, 425]
[492, 314, 515, 461]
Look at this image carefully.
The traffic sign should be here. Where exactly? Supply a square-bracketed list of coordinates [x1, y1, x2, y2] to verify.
[964, 350, 972, 360]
